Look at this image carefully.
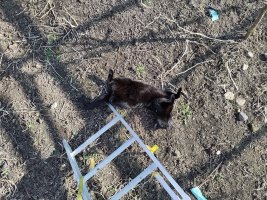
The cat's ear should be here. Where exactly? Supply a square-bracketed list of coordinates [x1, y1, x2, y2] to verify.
[107, 69, 114, 82]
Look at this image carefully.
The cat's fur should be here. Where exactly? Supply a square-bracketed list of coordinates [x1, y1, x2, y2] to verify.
[86, 69, 182, 129]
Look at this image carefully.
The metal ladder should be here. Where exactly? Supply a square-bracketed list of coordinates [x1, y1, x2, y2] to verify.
[63, 104, 191, 200]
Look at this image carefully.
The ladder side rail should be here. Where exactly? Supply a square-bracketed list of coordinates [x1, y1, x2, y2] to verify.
[154, 174, 181, 200]
[63, 140, 91, 200]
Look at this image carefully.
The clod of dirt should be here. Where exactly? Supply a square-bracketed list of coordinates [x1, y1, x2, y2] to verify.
[247, 51, 254, 58]
[236, 97, 246, 107]
[247, 123, 260, 133]
[60, 164, 66, 171]
[242, 64, 249, 71]
[237, 111, 248, 122]
[50, 102, 58, 110]
[172, 150, 182, 158]
[33, 62, 42, 69]
[224, 91, 235, 100]
[8, 42, 18, 50]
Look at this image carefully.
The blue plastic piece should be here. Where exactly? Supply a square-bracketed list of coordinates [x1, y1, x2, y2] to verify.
[191, 187, 207, 200]
[208, 8, 219, 21]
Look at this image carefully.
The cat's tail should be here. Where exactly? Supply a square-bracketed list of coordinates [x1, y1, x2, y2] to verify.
[85, 92, 110, 109]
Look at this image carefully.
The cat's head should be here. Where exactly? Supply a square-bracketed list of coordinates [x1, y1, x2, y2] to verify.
[148, 88, 182, 129]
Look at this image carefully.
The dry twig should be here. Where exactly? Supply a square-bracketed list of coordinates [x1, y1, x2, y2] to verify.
[0, 53, 3, 67]
[225, 60, 239, 90]
[15, 7, 27, 16]
[162, 16, 237, 43]
[198, 162, 222, 188]
[63, 7, 78, 28]
[46, 60, 63, 79]
[245, 4, 267, 39]
[177, 59, 214, 76]
[38, 0, 55, 19]
[163, 40, 189, 76]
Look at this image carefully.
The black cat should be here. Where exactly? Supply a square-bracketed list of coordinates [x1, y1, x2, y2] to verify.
[85, 69, 182, 129]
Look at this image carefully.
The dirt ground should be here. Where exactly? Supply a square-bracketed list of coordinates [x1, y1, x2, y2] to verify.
[0, 0, 267, 199]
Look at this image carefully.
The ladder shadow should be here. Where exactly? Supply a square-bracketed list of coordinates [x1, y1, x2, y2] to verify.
[0, 1, 152, 199]
[0, 96, 68, 200]
[175, 124, 267, 192]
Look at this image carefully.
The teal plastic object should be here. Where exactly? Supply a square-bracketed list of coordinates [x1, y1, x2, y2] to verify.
[190, 187, 207, 200]
[208, 8, 219, 21]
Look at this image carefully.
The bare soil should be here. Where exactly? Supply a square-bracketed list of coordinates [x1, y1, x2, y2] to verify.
[0, 0, 266, 200]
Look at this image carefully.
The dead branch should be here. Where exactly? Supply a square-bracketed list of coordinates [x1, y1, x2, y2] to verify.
[198, 162, 222, 188]
[177, 59, 214, 76]
[245, 4, 267, 39]
[163, 40, 189, 76]
[162, 16, 238, 43]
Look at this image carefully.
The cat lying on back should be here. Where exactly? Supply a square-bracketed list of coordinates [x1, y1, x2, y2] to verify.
[85, 69, 182, 129]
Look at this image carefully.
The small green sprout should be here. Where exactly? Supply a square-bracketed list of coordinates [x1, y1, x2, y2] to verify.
[44, 47, 61, 62]
[120, 110, 127, 117]
[136, 64, 145, 77]
[52, 149, 60, 156]
[47, 33, 58, 44]
[180, 103, 192, 125]
[215, 173, 224, 182]
[142, 0, 153, 6]
[44, 47, 54, 61]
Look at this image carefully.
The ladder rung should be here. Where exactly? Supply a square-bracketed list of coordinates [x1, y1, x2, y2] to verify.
[110, 163, 157, 200]
[154, 174, 181, 200]
[84, 137, 135, 182]
[71, 116, 120, 157]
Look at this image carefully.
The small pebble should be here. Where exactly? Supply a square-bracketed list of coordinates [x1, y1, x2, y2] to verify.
[236, 97, 246, 107]
[173, 150, 182, 158]
[216, 150, 221, 155]
[247, 51, 254, 58]
[242, 64, 249, 71]
[248, 123, 259, 132]
[252, 125, 260, 132]
[60, 164, 66, 171]
[224, 91, 235, 100]
[50, 102, 58, 110]
[8, 42, 18, 50]
[175, 150, 182, 158]
[259, 53, 267, 61]
[34, 62, 42, 69]
[237, 111, 248, 122]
